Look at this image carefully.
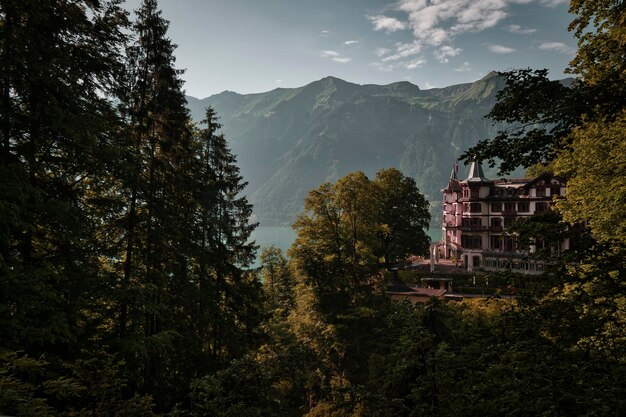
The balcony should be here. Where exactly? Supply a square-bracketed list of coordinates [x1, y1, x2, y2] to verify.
[460, 225, 488, 232]
[460, 225, 503, 232]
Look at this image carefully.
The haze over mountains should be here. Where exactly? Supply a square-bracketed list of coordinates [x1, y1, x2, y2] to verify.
[186, 72, 510, 228]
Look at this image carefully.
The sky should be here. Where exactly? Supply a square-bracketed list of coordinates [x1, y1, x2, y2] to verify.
[123, 0, 576, 99]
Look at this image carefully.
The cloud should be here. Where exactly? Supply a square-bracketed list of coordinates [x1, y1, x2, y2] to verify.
[275, 79, 283, 85]
[320, 30, 330, 36]
[538, 41, 575, 54]
[424, 81, 436, 89]
[370, 56, 427, 72]
[381, 40, 422, 61]
[396, 0, 513, 47]
[368, 15, 408, 33]
[488, 44, 515, 54]
[507, 24, 537, 34]
[321, 50, 351, 63]
[405, 58, 427, 69]
[370, 62, 394, 72]
[375, 47, 391, 57]
[344, 40, 359, 45]
[434, 45, 461, 63]
[539, 0, 567, 7]
[454, 61, 472, 72]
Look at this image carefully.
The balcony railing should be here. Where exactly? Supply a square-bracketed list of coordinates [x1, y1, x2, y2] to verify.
[460, 225, 503, 232]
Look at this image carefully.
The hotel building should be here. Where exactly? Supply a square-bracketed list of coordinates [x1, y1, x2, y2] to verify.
[441, 161, 568, 274]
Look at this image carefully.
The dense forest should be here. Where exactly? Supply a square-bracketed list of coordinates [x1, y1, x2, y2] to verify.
[1, 0, 625, 416]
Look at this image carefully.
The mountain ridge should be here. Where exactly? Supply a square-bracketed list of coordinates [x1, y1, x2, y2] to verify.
[185, 73, 516, 227]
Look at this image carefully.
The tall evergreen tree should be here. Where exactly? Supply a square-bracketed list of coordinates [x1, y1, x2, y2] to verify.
[113, 0, 197, 405]
[191, 106, 261, 363]
[0, 0, 127, 353]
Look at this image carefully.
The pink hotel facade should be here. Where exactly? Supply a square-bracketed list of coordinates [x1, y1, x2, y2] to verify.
[440, 161, 568, 274]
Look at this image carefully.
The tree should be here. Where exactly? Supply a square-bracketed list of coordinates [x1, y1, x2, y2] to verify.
[454, 2, 626, 414]
[290, 169, 430, 301]
[373, 168, 430, 266]
[113, 0, 202, 406]
[260, 246, 295, 319]
[189, 106, 262, 366]
[0, 0, 127, 353]
[554, 113, 626, 247]
[461, 2, 625, 175]
[290, 171, 380, 306]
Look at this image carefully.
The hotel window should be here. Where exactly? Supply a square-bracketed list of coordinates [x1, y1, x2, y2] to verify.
[490, 235, 501, 249]
[550, 186, 560, 196]
[536, 187, 546, 197]
[504, 217, 516, 227]
[535, 202, 548, 213]
[462, 235, 482, 249]
[462, 218, 482, 227]
[504, 202, 516, 212]
[470, 188, 479, 198]
[518, 202, 530, 212]
[490, 218, 501, 227]
[470, 203, 482, 213]
[503, 236, 516, 252]
[491, 202, 501, 212]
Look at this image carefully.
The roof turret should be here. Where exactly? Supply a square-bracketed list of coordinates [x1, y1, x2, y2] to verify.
[465, 159, 489, 183]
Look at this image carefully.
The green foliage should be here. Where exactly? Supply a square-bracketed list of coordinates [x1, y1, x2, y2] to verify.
[555, 113, 626, 246]
[290, 169, 430, 302]
[260, 246, 295, 319]
[373, 168, 431, 265]
[187, 74, 508, 227]
[460, 68, 582, 174]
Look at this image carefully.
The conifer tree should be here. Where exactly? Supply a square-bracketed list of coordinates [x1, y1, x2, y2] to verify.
[0, 0, 127, 352]
[114, 0, 197, 404]
[191, 106, 261, 363]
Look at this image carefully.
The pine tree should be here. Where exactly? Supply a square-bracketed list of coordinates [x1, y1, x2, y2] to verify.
[0, 0, 127, 353]
[114, 0, 196, 405]
[192, 106, 261, 363]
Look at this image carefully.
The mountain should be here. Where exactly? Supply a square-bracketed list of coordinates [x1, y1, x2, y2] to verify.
[186, 72, 509, 227]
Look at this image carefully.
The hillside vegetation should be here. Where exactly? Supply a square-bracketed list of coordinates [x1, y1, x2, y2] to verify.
[187, 73, 511, 226]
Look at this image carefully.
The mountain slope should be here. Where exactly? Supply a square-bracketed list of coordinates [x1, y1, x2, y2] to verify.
[186, 73, 509, 227]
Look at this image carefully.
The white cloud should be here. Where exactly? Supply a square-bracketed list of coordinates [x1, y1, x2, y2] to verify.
[454, 61, 472, 72]
[344, 40, 359, 45]
[321, 50, 351, 63]
[405, 58, 427, 69]
[321, 30, 330, 36]
[375, 47, 391, 57]
[539, 0, 567, 7]
[538, 41, 575, 54]
[275, 79, 283, 85]
[507, 24, 537, 34]
[370, 56, 427, 72]
[381, 40, 422, 62]
[370, 62, 394, 72]
[368, 15, 408, 33]
[396, 0, 513, 47]
[434, 45, 461, 63]
[488, 44, 515, 54]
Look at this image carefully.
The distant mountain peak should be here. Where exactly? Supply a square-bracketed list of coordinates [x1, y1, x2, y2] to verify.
[483, 71, 499, 79]
[182, 72, 533, 226]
